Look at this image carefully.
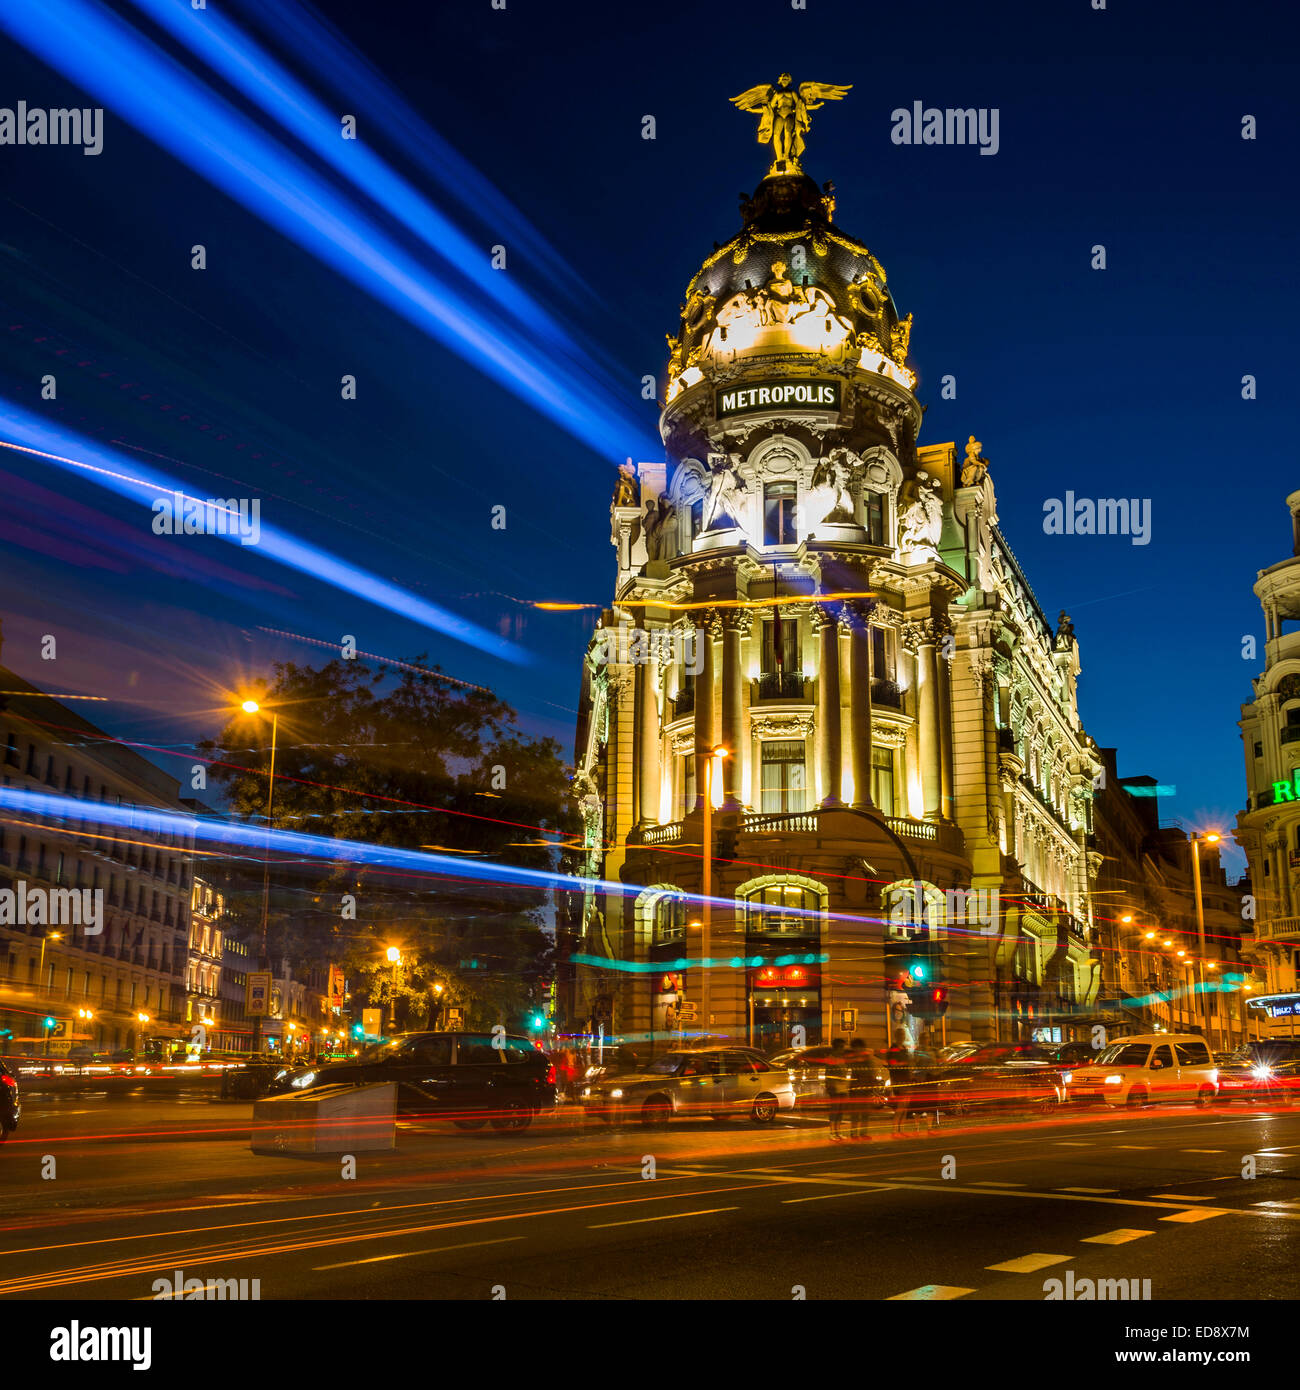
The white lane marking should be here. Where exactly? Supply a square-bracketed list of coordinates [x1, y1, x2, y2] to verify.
[1182, 1149, 1225, 1154]
[1058, 1187, 1118, 1194]
[589, 1206, 738, 1230]
[1115, 1145, 1154, 1149]
[1082, 1228, 1154, 1245]
[986, 1252, 1070, 1273]
[1160, 1209, 1230, 1223]
[312, 1236, 523, 1270]
[1151, 1193, 1214, 1201]
[1053, 1141, 1091, 1146]
[887, 1284, 975, 1301]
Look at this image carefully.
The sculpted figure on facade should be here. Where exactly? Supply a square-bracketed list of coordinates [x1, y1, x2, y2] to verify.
[612, 460, 639, 509]
[960, 434, 990, 487]
[897, 472, 943, 557]
[642, 496, 675, 561]
[809, 446, 858, 523]
[701, 451, 750, 533]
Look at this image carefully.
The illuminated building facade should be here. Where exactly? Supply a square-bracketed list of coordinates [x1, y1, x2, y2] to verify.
[0, 647, 194, 1054]
[573, 128, 1105, 1050]
[1236, 491, 1300, 1038]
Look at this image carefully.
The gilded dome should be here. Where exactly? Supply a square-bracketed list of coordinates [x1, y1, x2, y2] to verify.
[664, 172, 915, 407]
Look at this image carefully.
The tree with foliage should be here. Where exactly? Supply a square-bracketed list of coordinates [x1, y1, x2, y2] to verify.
[200, 658, 575, 1033]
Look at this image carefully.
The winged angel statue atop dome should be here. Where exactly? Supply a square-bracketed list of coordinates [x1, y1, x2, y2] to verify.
[731, 75, 853, 175]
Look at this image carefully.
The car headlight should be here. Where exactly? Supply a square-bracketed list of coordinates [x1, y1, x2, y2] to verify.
[289, 1071, 316, 1089]
[1252, 1066, 1273, 1080]
[274, 1068, 288, 1081]
[609, 1088, 624, 1099]
[1104, 1074, 1123, 1085]
[581, 1086, 591, 1098]
[1061, 1071, 1073, 1085]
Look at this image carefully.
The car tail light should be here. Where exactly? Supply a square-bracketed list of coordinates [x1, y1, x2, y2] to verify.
[544, 1062, 556, 1084]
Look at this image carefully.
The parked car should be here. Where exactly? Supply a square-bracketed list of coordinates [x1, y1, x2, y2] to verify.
[582, 1047, 794, 1126]
[932, 1042, 1068, 1114]
[0, 1057, 20, 1142]
[1044, 1040, 1102, 1068]
[1064, 1034, 1218, 1108]
[268, 1031, 556, 1131]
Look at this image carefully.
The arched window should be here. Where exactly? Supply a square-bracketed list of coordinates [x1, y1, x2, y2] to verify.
[742, 880, 823, 940]
[653, 893, 688, 945]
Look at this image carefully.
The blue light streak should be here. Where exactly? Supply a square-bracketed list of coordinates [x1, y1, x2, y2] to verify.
[0, 414, 529, 664]
[126, 0, 592, 370]
[0, 0, 659, 466]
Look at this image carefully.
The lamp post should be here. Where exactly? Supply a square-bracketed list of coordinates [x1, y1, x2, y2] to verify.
[36, 932, 63, 1055]
[136, 1011, 150, 1058]
[1190, 831, 1221, 1050]
[699, 744, 729, 1039]
[239, 698, 278, 1054]
[386, 947, 402, 1034]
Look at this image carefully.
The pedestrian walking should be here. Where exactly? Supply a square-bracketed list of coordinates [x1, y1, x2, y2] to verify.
[885, 1031, 915, 1135]
[825, 1036, 852, 1139]
[847, 1036, 880, 1140]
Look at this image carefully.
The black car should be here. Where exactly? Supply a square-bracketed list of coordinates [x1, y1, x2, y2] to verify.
[1, 1057, 20, 1142]
[269, 1031, 557, 1131]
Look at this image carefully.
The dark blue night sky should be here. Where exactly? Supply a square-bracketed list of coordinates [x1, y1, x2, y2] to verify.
[1, 0, 1296, 871]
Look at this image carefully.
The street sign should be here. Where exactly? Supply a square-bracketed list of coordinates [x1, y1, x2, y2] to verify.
[678, 1002, 698, 1022]
[361, 1007, 382, 1037]
[246, 972, 272, 1016]
[446, 1007, 464, 1028]
[839, 1008, 857, 1032]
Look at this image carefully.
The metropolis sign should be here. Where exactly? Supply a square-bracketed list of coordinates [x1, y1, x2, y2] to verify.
[716, 379, 841, 419]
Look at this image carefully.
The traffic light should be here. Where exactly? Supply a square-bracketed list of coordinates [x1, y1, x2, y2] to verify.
[350, 1021, 364, 1038]
[530, 1013, 545, 1031]
[43, 1016, 56, 1031]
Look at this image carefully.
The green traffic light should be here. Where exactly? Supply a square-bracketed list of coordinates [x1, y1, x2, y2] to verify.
[43, 1016, 56, 1029]
[910, 964, 926, 980]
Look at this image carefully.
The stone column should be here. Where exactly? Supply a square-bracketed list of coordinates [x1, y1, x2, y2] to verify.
[936, 618, 954, 820]
[846, 602, 874, 809]
[814, 605, 843, 807]
[693, 611, 717, 810]
[720, 611, 749, 809]
[907, 620, 942, 820]
[636, 656, 660, 827]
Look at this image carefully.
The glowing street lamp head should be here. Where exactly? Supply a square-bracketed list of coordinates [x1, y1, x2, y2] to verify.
[1144, 931, 1156, 940]
[1120, 914, 1134, 924]
[712, 745, 730, 759]
[386, 947, 401, 963]
[240, 699, 261, 714]
[1205, 832, 1221, 844]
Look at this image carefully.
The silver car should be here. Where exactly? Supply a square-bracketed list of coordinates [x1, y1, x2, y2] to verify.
[581, 1046, 795, 1126]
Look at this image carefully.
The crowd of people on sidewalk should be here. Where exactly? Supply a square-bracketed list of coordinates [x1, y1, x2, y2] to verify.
[824, 1031, 943, 1141]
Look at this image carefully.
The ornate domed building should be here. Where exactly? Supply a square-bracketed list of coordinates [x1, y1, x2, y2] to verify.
[571, 86, 1104, 1053]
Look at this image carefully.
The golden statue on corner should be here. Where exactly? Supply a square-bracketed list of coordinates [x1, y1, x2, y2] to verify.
[731, 74, 852, 175]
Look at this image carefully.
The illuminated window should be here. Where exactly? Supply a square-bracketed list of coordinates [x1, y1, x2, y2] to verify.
[760, 740, 807, 813]
[764, 481, 797, 545]
[743, 881, 822, 938]
[871, 746, 895, 816]
[865, 490, 885, 544]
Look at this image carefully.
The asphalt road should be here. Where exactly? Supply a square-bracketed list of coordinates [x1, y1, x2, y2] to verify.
[2, 1093, 1298, 1302]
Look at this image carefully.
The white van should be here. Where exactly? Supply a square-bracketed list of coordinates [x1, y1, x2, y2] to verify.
[1064, 1033, 1218, 1108]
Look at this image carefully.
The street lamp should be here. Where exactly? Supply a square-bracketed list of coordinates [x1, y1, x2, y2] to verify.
[699, 743, 729, 1040]
[136, 1011, 150, 1057]
[1190, 830, 1221, 1050]
[386, 947, 402, 1033]
[239, 696, 279, 1054]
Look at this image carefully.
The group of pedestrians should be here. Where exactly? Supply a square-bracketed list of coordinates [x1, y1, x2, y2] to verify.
[825, 1031, 941, 1140]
